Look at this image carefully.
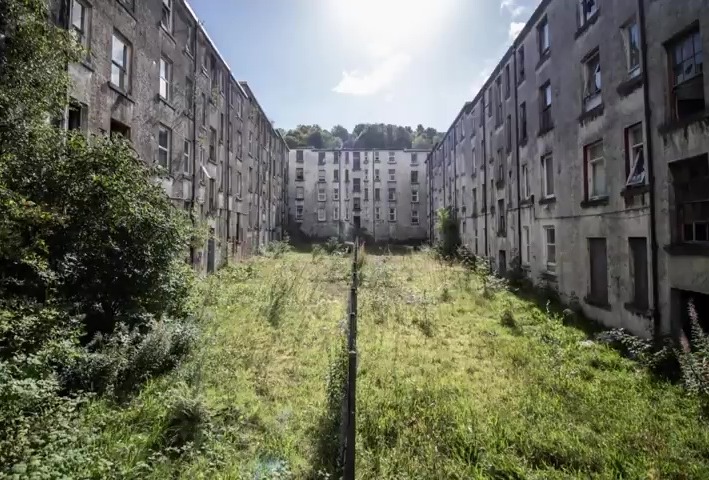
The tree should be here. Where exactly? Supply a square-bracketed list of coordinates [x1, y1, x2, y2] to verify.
[331, 124, 350, 143]
[307, 129, 324, 149]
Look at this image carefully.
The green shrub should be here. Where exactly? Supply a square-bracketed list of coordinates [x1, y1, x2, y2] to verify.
[260, 236, 293, 258]
[678, 302, 709, 398]
[434, 207, 461, 260]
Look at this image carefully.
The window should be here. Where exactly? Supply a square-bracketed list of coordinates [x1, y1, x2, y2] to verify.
[295, 186, 304, 199]
[159, 56, 172, 101]
[542, 153, 554, 198]
[185, 77, 194, 114]
[201, 93, 207, 126]
[518, 46, 525, 82]
[236, 171, 242, 197]
[67, 101, 86, 131]
[522, 226, 530, 265]
[472, 187, 477, 213]
[345, 204, 350, 221]
[538, 16, 550, 56]
[333, 206, 340, 221]
[375, 207, 381, 221]
[186, 23, 195, 55]
[583, 50, 602, 111]
[374, 188, 380, 201]
[318, 152, 326, 165]
[374, 151, 380, 163]
[333, 187, 339, 200]
[296, 150, 304, 163]
[671, 155, 709, 243]
[364, 187, 369, 201]
[411, 170, 419, 184]
[248, 132, 253, 156]
[388, 151, 396, 163]
[295, 168, 304, 181]
[157, 124, 171, 168]
[353, 178, 361, 193]
[161, 0, 173, 32]
[518, 102, 527, 141]
[219, 114, 224, 143]
[588, 238, 609, 305]
[236, 131, 243, 159]
[71, 0, 89, 47]
[498, 199, 506, 235]
[668, 29, 704, 120]
[495, 76, 503, 126]
[318, 185, 326, 202]
[118, 0, 133, 11]
[317, 208, 326, 222]
[209, 128, 216, 161]
[411, 153, 418, 165]
[247, 166, 253, 192]
[227, 166, 233, 194]
[521, 164, 530, 199]
[318, 169, 326, 182]
[487, 89, 493, 117]
[236, 95, 243, 118]
[374, 169, 380, 181]
[296, 205, 304, 221]
[183, 139, 191, 174]
[540, 82, 553, 132]
[412, 209, 419, 225]
[208, 178, 216, 211]
[388, 207, 397, 222]
[504, 64, 511, 99]
[544, 226, 556, 272]
[412, 186, 419, 203]
[625, 123, 646, 187]
[333, 169, 339, 182]
[578, 0, 598, 28]
[345, 169, 349, 183]
[388, 188, 396, 202]
[623, 21, 641, 76]
[388, 169, 396, 182]
[584, 140, 606, 199]
[354, 197, 361, 211]
[111, 32, 130, 91]
[629, 238, 649, 310]
[505, 115, 512, 153]
[353, 154, 361, 171]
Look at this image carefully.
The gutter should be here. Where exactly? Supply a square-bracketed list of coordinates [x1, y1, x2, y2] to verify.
[512, 39, 522, 267]
[638, 0, 662, 339]
[482, 100, 489, 258]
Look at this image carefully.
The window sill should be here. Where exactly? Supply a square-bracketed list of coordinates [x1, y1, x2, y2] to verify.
[158, 96, 176, 111]
[585, 297, 612, 311]
[495, 179, 505, 189]
[160, 26, 177, 45]
[617, 74, 643, 97]
[580, 196, 609, 208]
[579, 103, 604, 124]
[108, 82, 135, 103]
[184, 49, 194, 60]
[117, 1, 137, 20]
[658, 110, 709, 135]
[621, 184, 649, 197]
[539, 196, 556, 205]
[540, 271, 557, 282]
[664, 243, 709, 257]
[574, 9, 600, 39]
[497, 231, 507, 238]
[538, 125, 554, 137]
[536, 49, 551, 70]
[77, 58, 95, 72]
[520, 195, 535, 207]
[624, 302, 652, 317]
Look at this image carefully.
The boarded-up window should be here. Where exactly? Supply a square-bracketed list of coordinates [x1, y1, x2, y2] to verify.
[589, 238, 608, 305]
[629, 237, 649, 310]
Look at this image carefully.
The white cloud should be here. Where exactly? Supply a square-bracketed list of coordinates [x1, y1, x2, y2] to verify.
[501, 0, 526, 18]
[469, 61, 495, 98]
[509, 21, 525, 41]
[332, 53, 412, 96]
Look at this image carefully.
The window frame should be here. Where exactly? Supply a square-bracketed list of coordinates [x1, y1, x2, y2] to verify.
[623, 20, 641, 77]
[666, 27, 704, 121]
[625, 122, 646, 187]
[544, 225, 556, 272]
[157, 124, 171, 168]
[539, 81, 553, 132]
[584, 140, 606, 199]
[388, 207, 397, 222]
[317, 185, 326, 202]
[412, 186, 419, 203]
[161, 0, 173, 33]
[70, 0, 90, 48]
[411, 209, 419, 225]
[578, 0, 598, 29]
[317, 207, 326, 222]
[582, 49, 602, 112]
[159, 55, 172, 101]
[111, 31, 131, 92]
[182, 138, 191, 174]
[538, 16, 550, 57]
[541, 153, 555, 199]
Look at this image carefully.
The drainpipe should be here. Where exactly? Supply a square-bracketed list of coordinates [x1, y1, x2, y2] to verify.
[638, 0, 661, 339]
[512, 43, 522, 265]
[482, 100, 489, 258]
[189, 26, 198, 265]
[255, 119, 261, 252]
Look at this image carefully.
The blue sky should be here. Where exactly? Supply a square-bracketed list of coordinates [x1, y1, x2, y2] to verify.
[189, 0, 540, 132]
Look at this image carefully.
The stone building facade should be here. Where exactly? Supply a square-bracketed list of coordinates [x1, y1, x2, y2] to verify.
[52, 0, 288, 273]
[288, 149, 429, 243]
[430, 0, 709, 339]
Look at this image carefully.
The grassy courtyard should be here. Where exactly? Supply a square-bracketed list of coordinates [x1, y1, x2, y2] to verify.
[74, 250, 709, 479]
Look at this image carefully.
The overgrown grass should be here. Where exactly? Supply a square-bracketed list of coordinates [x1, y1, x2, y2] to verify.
[356, 253, 709, 479]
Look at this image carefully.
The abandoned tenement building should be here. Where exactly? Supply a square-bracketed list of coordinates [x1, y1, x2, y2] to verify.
[52, 0, 289, 273]
[430, 0, 709, 339]
[288, 149, 430, 243]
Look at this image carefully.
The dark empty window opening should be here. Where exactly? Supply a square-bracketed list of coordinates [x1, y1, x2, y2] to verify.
[110, 118, 130, 139]
[670, 154, 709, 243]
[588, 238, 609, 306]
[667, 28, 704, 121]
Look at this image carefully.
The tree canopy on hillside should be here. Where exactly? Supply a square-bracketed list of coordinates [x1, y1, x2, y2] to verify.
[283, 124, 443, 150]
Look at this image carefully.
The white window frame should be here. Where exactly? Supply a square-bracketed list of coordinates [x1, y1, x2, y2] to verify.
[317, 185, 326, 202]
[295, 186, 304, 200]
[161, 0, 173, 33]
[521, 164, 529, 199]
[541, 153, 555, 198]
[626, 123, 646, 187]
[333, 206, 340, 221]
[111, 32, 130, 91]
[317, 207, 326, 222]
[318, 169, 326, 182]
[159, 56, 172, 101]
[583, 52, 602, 111]
[523, 226, 530, 265]
[182, 139, 191, 174]
[538, 17, 550, 54]
[71, 0, 90, 47]
[375, 207, 381, 221]
[158, 124, 171, 168]
[411, 209, 419, 225]
[295, 205, 304, 221]
[578, 0, 598, 28]
[544, 226, 556, 272]
[586, 140, 606, 199]
[388, 169, 396, 182]
[388, 207, 397, 222]
[388, 151, 396, 163]
[333, 187, 339, 201]
[412, 186, 419, 203]
[388, 188, 396, 202]
[623, 21, 641, 77]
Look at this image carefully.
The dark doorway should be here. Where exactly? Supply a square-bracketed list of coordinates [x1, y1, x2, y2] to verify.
[353, 215, 361, 229]
[207, 228, 215, 273]
[498, 250, 507, 275]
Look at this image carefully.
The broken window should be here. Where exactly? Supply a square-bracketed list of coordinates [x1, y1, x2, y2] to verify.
[668, 28, 704, 120]
[671, 154, 709, 243]
[588, 238, 609, 305]
[578, 0, 598, 28]
[583, 50, 602, 112]
[157, 124, 171, 168]
[318, 152, 326, 165]
[625, 123, 646, 187]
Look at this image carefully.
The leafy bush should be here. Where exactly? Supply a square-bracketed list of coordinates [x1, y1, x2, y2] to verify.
[260, 236, 293, 258]
[434, 207, 461, 260]
[322, 236, 346, 255]
[677, 302, 709, 398]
